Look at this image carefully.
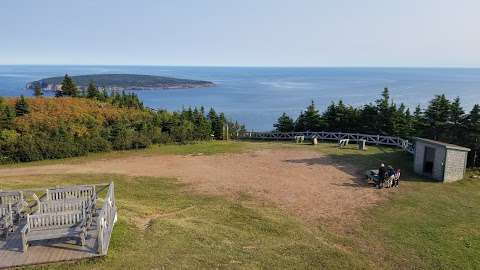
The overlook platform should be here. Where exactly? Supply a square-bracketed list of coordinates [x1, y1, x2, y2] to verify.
[0, 222, 100, 269]
[0, 182, 116, 269]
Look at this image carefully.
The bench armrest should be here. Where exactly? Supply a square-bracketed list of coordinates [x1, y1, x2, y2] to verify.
[20, 223, 28, 235]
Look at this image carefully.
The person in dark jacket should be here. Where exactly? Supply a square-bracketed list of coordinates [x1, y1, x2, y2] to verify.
[378, 163, 387, 189]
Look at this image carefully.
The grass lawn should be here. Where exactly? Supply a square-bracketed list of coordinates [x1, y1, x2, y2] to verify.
[307, 142, 480, 270]
[1, 141, 479, 269]
[0, 141, 251, 169]
[1, 173, 369, 270]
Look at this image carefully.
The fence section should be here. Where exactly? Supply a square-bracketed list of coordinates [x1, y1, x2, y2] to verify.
[96, 182, 117, 255]
[238, 131, 415, 154]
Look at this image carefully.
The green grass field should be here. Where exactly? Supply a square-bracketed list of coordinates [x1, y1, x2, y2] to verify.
[1, 141, 479, 269]
[0, 141, 251, 169]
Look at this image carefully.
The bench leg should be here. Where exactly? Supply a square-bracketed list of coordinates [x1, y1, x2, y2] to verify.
[80, 230, 86, 246]
[21, 234, 28, 253]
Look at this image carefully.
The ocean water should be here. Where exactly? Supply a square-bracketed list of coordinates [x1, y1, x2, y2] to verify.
[1, 65, 480, 131]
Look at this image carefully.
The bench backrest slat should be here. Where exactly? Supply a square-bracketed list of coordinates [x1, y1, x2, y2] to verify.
[46, 185, 95, 202]
[0, 191, 23, 205]
[37, 199, 90, 214]
[0, 204, 12, 219]
[27, 210, 85, 231]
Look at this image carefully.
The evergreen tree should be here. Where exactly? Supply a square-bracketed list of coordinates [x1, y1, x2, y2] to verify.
[412, 105, 425, 136]
[391, 103, 412, 137]
[192, 107, 211, 139]
[465, 104, 480, 167]
[358, 103, 378, 134]
[60, 74, 79, 97]
[375, 87, 396, 135]
[449, 97, 465, 141]
[0, 101, 15, 129]
[424, 94, 451, 140]
[15, 95, 30, 116]
[207, 108, 219, 137]
[216, 113, 226, 139]
[274, 112, 295, 132]
[323, 102, 340, 131]
[99, 88, 109, 101]
[295, 101, 324, 131]
[33, 84, 43, 97]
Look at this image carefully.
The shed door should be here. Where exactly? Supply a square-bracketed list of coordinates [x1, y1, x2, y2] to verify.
[423, 146, 435, 175]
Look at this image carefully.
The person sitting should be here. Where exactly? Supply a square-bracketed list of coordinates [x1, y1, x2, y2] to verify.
[377, 163, 387, 189]
[393, 169, 401, 187]
[385, 165, 395, 188]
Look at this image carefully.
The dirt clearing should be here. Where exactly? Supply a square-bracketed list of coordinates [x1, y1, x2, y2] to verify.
[0, 148, 385, 227]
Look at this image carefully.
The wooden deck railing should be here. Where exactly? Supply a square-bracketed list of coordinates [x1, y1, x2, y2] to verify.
[97, 182, 117, 255]
[238, 131, 415, 154]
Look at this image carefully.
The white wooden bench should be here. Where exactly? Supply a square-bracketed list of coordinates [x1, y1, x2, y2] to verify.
[294, 136, 305, 143]
[21, 210, 87, 252]
[45, 185, 96, 209]
[34, 195, 93, 228]
[338, 139, 349, 148]
[0, 204, 13, 238]
[0, 191, 27, 220]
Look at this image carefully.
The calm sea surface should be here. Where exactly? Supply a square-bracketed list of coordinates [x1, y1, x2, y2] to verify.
[1, 66, 479, 131]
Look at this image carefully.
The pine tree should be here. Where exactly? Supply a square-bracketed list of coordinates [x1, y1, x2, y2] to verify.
[295, 101, 324, 131]
[294, 111, 305, 132]
[358, 103, 378, 134]
[216, 113, 226, 139]
[60, 74, 79, 97]
[274, 112, 295, 132]
[412, 105, 425, 136]
[0, 99, 15, 129]
[99, 88, 109, 101]
[465, 104, 480, 167]
[207, 108, 218, 137]
[375, 87, 394, 135]
[323, 102, 340, 132]
[192, 107, 211, 139]
[449, 97, 465, 142]
[15, 95, 30, 116]
[424, 94, 451, 140]
[33, 84, 43, 97]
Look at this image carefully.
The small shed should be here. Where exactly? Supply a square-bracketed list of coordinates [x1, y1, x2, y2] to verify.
[413, 137, 470, 182]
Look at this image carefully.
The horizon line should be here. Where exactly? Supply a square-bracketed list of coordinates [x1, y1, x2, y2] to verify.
[0, 64, 480, 69]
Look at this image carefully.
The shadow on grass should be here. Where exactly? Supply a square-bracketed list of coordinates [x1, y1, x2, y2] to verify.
[283, 144, 436, 184]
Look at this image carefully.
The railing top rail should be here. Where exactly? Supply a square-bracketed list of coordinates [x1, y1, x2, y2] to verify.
[0, 183, 110, 193]
[238, 131, 414, 153]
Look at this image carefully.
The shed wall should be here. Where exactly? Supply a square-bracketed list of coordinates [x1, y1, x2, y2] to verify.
[413, 141, 446, 181]
[444, 149, 468, 182]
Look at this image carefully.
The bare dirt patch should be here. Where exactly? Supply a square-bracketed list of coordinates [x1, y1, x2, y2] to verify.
[0, 148, 385, 229]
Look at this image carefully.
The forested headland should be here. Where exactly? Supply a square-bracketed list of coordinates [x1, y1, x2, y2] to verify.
[274, 88, 480, 167]
[0, 75, 243, 163]
[27, 73, 215, 91]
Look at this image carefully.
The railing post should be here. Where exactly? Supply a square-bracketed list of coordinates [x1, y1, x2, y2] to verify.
[97, 212, 104, 254]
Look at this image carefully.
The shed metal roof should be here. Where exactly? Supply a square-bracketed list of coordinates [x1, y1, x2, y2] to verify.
[414, 137, 471, 152]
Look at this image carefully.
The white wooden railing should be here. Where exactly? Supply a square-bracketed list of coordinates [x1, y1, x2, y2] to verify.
[238, 131, 415, 154]
[97, 182, 117, 255]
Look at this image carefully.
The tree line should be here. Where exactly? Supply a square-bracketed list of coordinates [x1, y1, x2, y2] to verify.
[274, 88, 480, 167]
[0, 75, 244, 163]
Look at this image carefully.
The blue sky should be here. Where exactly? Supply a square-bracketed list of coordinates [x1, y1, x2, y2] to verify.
[1, 0, 479, 67]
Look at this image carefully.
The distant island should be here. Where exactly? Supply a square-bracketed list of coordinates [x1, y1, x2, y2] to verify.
[26, 74, 215, 91]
